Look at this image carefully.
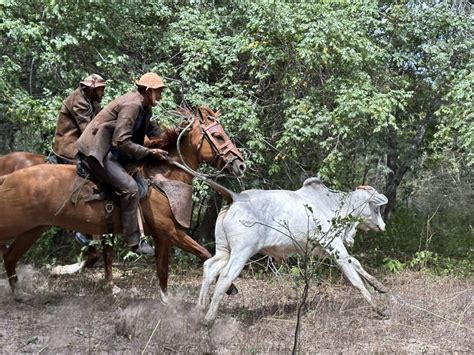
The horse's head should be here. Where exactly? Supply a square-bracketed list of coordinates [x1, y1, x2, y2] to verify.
[188, 106, 246, 177]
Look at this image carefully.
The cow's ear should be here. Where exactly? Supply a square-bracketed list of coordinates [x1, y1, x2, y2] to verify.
[371, 193, 388, 206]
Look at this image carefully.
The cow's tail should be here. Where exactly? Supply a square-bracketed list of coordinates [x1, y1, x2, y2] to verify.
[201, 178, 241, 203]
[165, 157, 243, 203]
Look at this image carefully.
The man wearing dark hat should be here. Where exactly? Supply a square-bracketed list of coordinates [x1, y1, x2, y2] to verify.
[52, 74, 106, 246]
[53, 73, 106, 163]
[76, 72, 168, 255]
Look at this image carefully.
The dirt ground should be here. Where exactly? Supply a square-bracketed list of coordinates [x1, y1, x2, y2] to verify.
[0, 262, 472, 354]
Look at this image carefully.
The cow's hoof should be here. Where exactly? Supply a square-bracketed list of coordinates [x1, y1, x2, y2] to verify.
[226, 284, 238, 296]
[376, 307, 391, 318]
[203, 315, 215, 327]
[111, 285, 122, 295]
[376, 284, 389, 294]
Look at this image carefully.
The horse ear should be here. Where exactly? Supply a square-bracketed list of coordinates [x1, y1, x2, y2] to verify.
[196, 106, 204, 120]
[216, 108, 221, 116]
[371, 193, 388, 206]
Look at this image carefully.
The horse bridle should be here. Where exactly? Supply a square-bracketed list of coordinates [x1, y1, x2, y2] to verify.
[196, 113, 243, 167]
[175, 111, 243, 177]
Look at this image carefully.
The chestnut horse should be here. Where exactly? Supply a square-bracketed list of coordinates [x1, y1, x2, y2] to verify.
[0, 152, 106, 271]
[0, 151, 46, 175]
[0, 106, 245, 300]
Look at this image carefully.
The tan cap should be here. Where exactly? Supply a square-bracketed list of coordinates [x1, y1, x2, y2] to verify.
[135, 72, 165, 89]
[80, 73, 106, 88]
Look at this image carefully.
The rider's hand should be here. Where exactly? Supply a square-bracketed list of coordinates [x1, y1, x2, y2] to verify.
[149, 148, 168, 160]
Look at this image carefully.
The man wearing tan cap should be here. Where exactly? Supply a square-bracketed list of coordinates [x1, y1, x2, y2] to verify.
[76, 72, 168, 255]
[53, 73, 106, 163]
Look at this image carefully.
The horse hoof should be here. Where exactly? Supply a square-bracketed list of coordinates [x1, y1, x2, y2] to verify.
[159, 290, 169, 305]
[13, 290, 34, 303]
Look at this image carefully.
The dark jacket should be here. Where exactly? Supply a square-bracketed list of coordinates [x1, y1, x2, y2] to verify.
[53, 87, 101, 160]
[76, 91, 161, 166]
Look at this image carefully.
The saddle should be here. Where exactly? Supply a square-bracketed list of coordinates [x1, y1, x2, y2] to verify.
[63, 160, 193, 231]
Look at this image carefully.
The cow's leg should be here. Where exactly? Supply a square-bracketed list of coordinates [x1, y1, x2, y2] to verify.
[205, 248, 253, 323]
[3, 226, 47, 301]
[328, 239, 388, 316]
[337, 258, 374, 305]
[350, 257, 389, 293]
[174, 229, 238, 296]
[197, 249, 230, 309]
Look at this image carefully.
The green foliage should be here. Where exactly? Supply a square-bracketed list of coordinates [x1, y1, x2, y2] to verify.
[383, 257, 405, 273]
[22, 227, 82, 265]
[383, 252, 471, 276]
[1, 1, 471, 271]
[2, 1, 471, 182]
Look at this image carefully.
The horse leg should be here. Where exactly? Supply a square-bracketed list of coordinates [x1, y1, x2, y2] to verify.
[0, 243, 8, 257]
[173, 229, 211, 260]
[82, 235, 102, 269]
[153, 238, 170, 302]
[101, 236, 115, 284]
[3, 226, 48, 301]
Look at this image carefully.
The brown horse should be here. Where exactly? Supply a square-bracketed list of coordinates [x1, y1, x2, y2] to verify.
[0, 152, 107, 271]
[0, 151, 46, 175]
[0, 106, 246, 300]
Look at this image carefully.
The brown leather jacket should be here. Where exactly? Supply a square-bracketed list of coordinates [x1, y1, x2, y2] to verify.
[53, 87, 101, 160]
[76, 91, 162, 166]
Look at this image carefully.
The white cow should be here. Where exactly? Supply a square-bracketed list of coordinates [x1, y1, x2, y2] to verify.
[198, 177, 390, 322]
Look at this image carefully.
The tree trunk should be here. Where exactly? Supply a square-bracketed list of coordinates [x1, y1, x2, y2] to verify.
[196, 193, 223, 250]
[383, 112, 432, 219]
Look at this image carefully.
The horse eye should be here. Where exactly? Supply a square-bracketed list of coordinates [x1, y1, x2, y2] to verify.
[213, 133, 224, 140]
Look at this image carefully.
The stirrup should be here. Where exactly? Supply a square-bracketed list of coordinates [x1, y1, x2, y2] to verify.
[132, 239, 154, 256]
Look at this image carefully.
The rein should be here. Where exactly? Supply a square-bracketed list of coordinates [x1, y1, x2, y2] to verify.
[151, 110, 243, 202]
[162, 156, 237, 203]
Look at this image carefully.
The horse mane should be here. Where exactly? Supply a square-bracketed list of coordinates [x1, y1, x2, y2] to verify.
[146, 128, 180, 150]
[145, 105, 219, 150]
